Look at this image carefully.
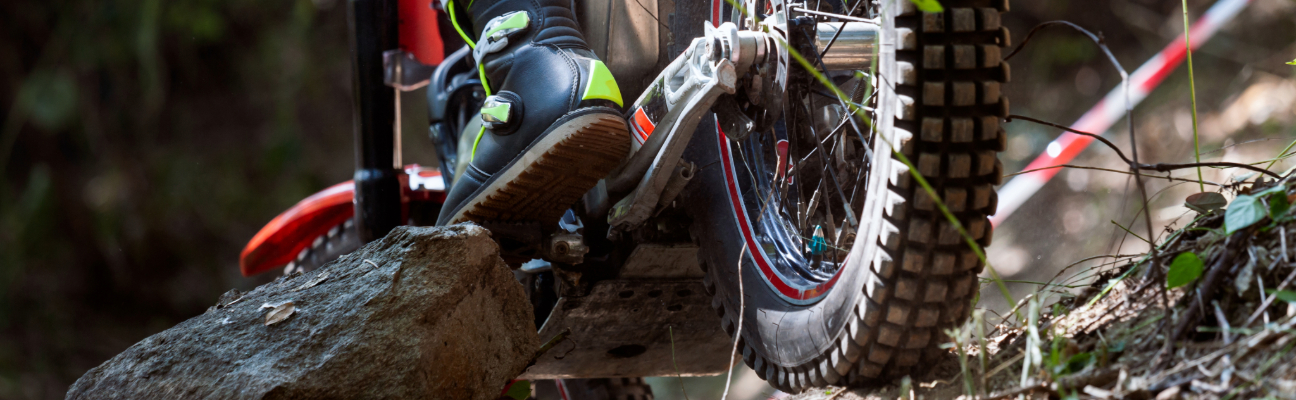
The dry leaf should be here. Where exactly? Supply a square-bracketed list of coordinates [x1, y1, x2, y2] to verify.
[1185, 192, 1227, 214]
[294, 271, 330, 292]
[264, 301, 296, 326]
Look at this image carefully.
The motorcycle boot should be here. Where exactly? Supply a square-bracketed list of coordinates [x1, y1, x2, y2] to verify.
[437, 0, 630, 229]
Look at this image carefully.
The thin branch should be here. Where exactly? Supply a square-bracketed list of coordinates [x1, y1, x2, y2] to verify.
[1110, 220, 1150, 244]
[1265, 138, 1296, 171]
[1006, 115, 1281, 179]
[1003, 164, 1223, 187]
[1004, 21, 1103, 62]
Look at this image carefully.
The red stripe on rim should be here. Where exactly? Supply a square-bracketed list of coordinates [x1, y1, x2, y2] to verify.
[556, 379, 570, 400]
[716, 118, 843, 303]
[711, 0, 721, 27]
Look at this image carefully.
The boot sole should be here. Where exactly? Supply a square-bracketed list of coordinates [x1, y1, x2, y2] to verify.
[446, 112, 630, 226]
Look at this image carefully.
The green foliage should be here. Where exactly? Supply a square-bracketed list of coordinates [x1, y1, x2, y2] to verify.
[0, 0, 358, 397]
[1045, 333, 1094, 377]
[503, 380, 530, 400]
[1226, 185, 1291, 233]
[18, 69, 79, 131]
[1167, 252, 1204, 289]
[1107, 341, 1126, 353]
[1064, 352, 1094, 374]
[908, 0, 943, 13]
[1288, 59, 1296, 65]
[1269, 191, 1291, 219]
[1265, 289, 1296, 303]
[1227, 194, 1268, 234]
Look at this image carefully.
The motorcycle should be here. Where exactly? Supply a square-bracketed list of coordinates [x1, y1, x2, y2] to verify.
[240, 0, 1011, 396]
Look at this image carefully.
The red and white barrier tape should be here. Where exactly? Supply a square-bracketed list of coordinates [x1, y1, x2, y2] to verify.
[992, 0, 1252, 226]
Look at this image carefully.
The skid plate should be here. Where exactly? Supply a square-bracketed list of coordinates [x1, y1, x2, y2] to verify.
[520, 279, 734, 379]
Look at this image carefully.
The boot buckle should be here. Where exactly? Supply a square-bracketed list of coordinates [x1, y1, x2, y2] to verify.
[473, 11, 531, 62]
[479, 93, 522, 134]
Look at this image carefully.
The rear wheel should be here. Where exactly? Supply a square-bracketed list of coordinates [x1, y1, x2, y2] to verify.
[688, 0, 1009, 391]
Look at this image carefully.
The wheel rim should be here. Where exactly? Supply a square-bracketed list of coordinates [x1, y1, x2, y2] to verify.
[727, 0, 878, 298]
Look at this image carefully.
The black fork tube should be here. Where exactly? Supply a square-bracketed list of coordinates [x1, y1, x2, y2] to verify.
[348, 0, 402, 242]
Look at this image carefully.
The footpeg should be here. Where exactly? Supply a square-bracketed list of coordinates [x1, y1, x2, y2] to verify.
[477, 220, 589, 265]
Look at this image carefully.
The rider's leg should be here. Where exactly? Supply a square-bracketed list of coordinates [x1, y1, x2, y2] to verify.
[436, 0, 630, 228]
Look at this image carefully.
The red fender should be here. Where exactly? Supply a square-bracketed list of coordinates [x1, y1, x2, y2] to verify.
[240, 166, 445, 276]
[399, 0, 444, 66]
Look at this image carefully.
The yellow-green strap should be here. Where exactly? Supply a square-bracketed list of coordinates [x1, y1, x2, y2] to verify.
[470, 125, 487, 161]
[445, 0, 476, 48]
[445, 0, 492, 95]
[446, 0, 493, 160]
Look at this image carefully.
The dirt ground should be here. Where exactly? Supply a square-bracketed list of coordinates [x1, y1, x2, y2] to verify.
[788, 179, 1296, 399]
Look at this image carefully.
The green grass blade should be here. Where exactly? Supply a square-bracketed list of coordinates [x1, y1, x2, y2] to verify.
[1182, 0, 1204, 192]
[909, 0, 943, 13]
[1265, 138, 1296, 171]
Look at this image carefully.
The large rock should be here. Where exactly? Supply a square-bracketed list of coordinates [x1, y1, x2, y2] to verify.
[67, 225, 539, 400]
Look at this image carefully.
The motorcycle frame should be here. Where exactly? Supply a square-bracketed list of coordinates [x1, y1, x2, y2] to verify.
[348, 0, 405, 243]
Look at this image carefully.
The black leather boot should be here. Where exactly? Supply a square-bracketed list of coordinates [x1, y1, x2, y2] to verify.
[436, 0, 630, 229]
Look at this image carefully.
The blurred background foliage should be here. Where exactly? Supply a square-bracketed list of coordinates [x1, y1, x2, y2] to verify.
[0, 0, 1292, 399]
[0, 0, 360, 397]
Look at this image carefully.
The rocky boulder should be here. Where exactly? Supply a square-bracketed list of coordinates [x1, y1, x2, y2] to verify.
[67, 224, 539, 400]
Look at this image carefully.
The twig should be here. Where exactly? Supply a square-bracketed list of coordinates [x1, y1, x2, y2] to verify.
[1258, 274, 1270, 325]
[1243, 261, 1296, 326]
[960, 383, 1051, 400]
[1023, 20, 1172, 308]
[1004, 21, 1102, 62]
[1264, 138, 1296, 171]
[985, 352, 1025, 381]
[974, 310, 989, 397]
[1003, 164, 1223, 186]
[531, 327, 572, 363]
[998, 293, 1037, 326]
[1200, 137, 1283, 157]
[720, 189, 763, 400]
[1213, 300, 1233, 344]
[1283, 227, 1289, 264]
[1006, 115, 1282, 180]
[1110, 220, 1150, 244]
[824, 389, 846, 400]
[669, 326, 691, 400]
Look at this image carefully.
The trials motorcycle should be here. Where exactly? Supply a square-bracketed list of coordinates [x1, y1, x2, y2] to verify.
[240, 0, 1011, 396]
